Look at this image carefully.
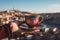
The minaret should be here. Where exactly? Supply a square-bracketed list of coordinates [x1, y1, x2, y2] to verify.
[13, 8, 14, 10]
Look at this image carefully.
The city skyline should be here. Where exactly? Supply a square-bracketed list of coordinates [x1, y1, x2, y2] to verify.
[0, 0, 60, 13]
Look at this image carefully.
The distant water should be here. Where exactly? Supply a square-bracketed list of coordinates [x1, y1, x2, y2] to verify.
[43, 22, 60, 30]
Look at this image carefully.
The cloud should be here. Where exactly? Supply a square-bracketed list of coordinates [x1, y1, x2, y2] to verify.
[22, 4, 60, 13]
[39, 4, 60, 13]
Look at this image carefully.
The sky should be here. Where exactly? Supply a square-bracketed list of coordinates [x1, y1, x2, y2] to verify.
[0, 0, 60, 13]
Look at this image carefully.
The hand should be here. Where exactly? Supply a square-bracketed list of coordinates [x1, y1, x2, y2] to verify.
[21, 32, 25, 35]
[34, 29, 40, 32]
